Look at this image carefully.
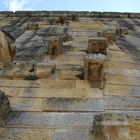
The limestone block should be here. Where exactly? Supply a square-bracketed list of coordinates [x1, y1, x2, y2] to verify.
[27, 22, 38, 30]
[94, 114, 131, 140]
[47, 36, 63, 55]
[105, 96, 140, 110]
[0, 63, 56, 79]
[61, 33, 72, 42]
[84, 54, 106, 88]
[88, 37, 108, 54]
[0, 30, 16, 67]
[60, 70, 82, 80]
[116, 27, 128, 37]
[94, 114, 129, 126]
[57, 16, 67, 25]
[84, 54, 106, 81]
[0, 91, 11, 126]
[130, 121, 140, 140]
[71, 14, 78, 21]
[43, 97, 104, 112]
[98, 30, 116, 43]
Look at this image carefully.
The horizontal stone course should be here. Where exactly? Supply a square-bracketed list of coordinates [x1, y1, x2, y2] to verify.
[0, 127, 94, 140]
[8, 97, 104, 112]
[0, 11, 140, 19]
[105, 96, 140, 111]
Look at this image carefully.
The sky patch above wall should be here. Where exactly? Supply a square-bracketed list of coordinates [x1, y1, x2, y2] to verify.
[0, 0, 139, 12]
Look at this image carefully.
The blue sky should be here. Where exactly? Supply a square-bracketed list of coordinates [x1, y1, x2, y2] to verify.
[0, 0, 140, 12]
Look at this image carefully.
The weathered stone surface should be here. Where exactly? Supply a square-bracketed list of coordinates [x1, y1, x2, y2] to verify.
[43, 97, 104, 112]
[57, 16, 67, 25]
[105, 96, 140, 111]
[105, 67, 140, 78]
[104, 84, 140, 96]
[116, 27, 128, 37]
[98, 30, 116, 43]
[0, 127, 94, 140]
[84, 54, 106, 88]
[5, 112, 98, 128]
[0, 128, 54, 140]
[0, 79, 76, 88]
[27, 22, 38, 30]
[105, 110, 140, 120]
[0, 63, 56, 79]
[1, 11, 140, 19]
[60, 70, 82, 80]
[61, 33, 72, 42]
[94, 114, 129, 126]
[7, 97, 104, 112]
[0, 30, 16, 67]
[53, 129, 94, 140]
[88, 37, 108, 54]
[1, 87, 102, 99]
[130, 121, 140, 140]
[0, 91, 11, 126]
[106, 75, 140, 86]
[94, 114, 131, 140]
[71, 14, 78, 21]
[47, 36, 63, 55]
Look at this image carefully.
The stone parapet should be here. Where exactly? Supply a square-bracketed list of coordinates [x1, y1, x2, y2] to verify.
[0, 11, 140, 19]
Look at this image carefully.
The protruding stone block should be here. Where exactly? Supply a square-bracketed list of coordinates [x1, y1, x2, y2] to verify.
[57, 16, 67, 25]
[88, 37, 108, 54]
[94, 114, 129, 126]
[47, 36, 63, 55]
[98, 30, 116, 43]
[116, 27, 128, 37]
[62, 33, 72, 42]
[0, 91, 11, 126]
[71, 14, 78, 21]
[27, 22, 38, 30]
[0, 30, 16, 67]
[94, 114, 131, 140]
[0, 63, 56, 79]
[84, 54, 106, 88]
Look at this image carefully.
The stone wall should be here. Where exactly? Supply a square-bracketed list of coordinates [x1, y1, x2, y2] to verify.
[0, 91, 11, 126]
[0, 11, 140, 18]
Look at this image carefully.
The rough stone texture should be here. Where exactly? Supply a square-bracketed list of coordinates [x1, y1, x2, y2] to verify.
[88, 37, 108, 54]
[116, 27, 128, 37]
[94, 114, 131, 140]
[105, 96, 140, 111]
[0, 91, 11, 126]
[0, 63, 56, 79]
[84, 54, 106, 88]
[43, 97, 104, 112]
[61, 33, 72, 42]
[57, 16, 67, 25]
[27, 22, 38, 30]
[0, 30, 16, 67]
[98, 30, 116, 44]
[47, 36, 63, 55]
[130, 121, 140, 140]
[71, 14, 78, 21]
